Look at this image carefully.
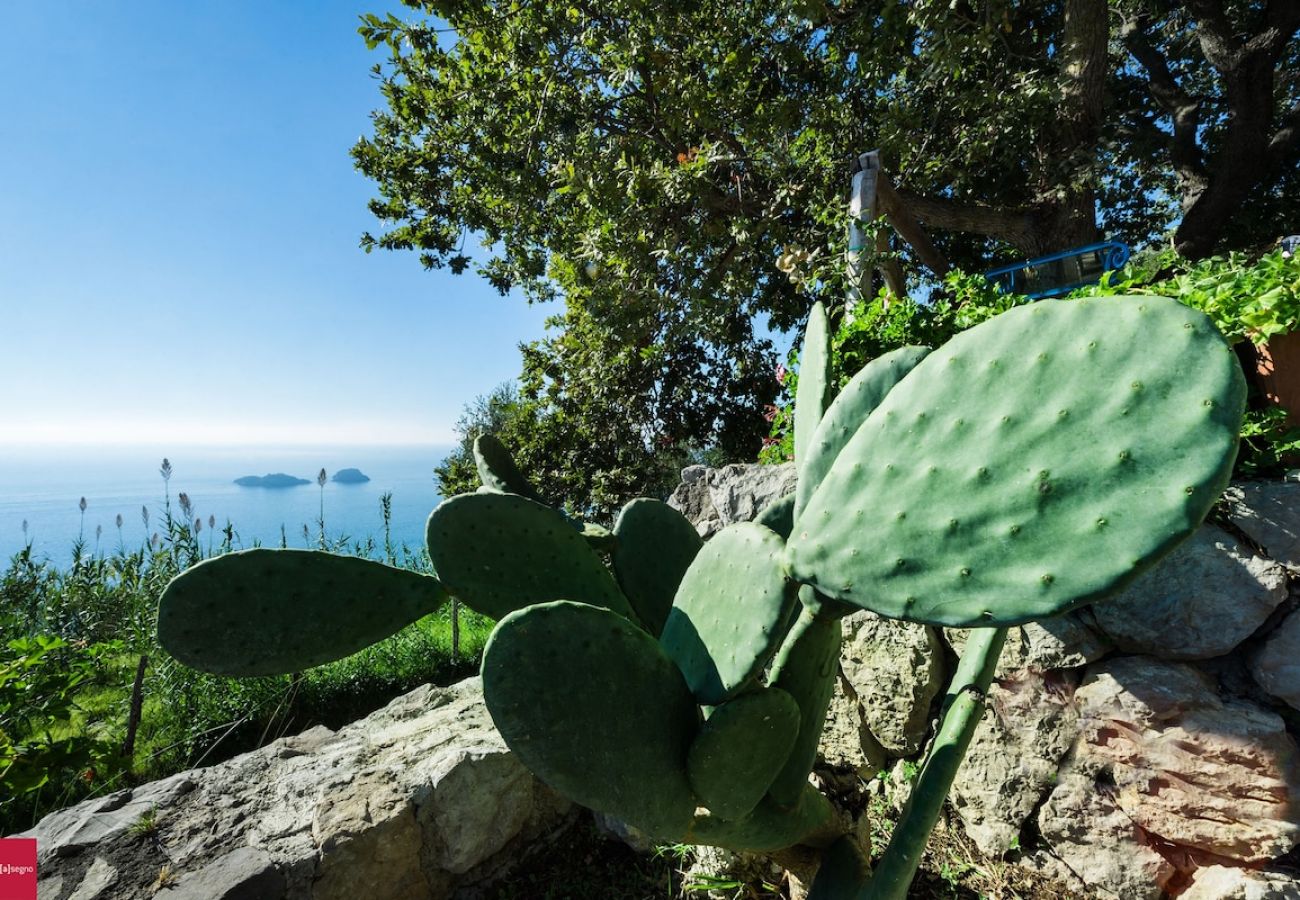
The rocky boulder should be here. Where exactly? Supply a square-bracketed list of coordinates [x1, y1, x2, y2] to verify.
[1090, 524, 1288, 660]
[839, 612, 945, 757]
[18, 678, 572, 900]
[667, 463, 796, 539]
[1036, 655, 1300, 897]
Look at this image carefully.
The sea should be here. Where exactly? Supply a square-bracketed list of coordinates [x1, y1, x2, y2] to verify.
[0, 444, 453, 565]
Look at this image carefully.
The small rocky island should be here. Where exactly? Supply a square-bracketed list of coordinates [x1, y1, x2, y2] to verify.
[234, 473, 311, 488]
[331, 468, 370, 484]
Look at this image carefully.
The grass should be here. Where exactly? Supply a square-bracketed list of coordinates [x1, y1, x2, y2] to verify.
[0, 465, 489, 835]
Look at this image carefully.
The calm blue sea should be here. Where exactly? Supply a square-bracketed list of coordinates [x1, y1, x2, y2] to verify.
[0, 445, 453, 565]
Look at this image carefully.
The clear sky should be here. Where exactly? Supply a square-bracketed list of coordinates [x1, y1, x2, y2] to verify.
[0, 1, 551, 447]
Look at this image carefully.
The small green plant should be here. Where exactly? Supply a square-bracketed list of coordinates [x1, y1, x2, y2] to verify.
[157, 292, 1243, 898]
[128, 805, 160, 837]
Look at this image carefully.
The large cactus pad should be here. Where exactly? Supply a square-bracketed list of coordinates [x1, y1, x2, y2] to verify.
[687, 686, 800, 820]
[473, 433, 543, 501]
[157, 549, 445, 676]
[794, 301, 834, 468]
[482, 601, 700, 838]
[612, 498, 703, 636]
[426, 493, 635, 622]
[788, 295, 1245, 627]
[660, 522, 797, 704]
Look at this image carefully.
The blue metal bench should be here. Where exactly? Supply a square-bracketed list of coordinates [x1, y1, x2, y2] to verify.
[983, 241, 1131, 299]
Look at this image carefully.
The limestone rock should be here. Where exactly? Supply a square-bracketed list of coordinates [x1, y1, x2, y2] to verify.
[818, 675, 886, 779]
[1182, 864, 1300, 899]
[1090, 524, 1287, 660]
[949, 670, 1080, 856]
[668, 465, 722, 537]
[21, 775, 196, 866]
[948, 611, 1111, 676]
[13, 678, 572, 900]
[1037, 769, 1176, 900]
[668, 463, 796, 538]
[705, 463, 796, 530]
[1251, 608, 1300, 713]
[158, 847, 283, 900]
[839, 611, 944, 756]
[66, 857, 117, 900]
[1069, 656, 1300, 863]
[1225, 481, 1300, 571]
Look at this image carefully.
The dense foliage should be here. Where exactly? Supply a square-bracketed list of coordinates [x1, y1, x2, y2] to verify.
[762, 250, 1300, 473]
[353, 1, 1299, 499]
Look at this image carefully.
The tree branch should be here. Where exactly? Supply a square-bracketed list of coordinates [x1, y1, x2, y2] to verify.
[875, 176, 952, 276]
[881, 178, 1032, 256]
[1269, 98, 1300, 164]
[1120, 14, 1210, 204]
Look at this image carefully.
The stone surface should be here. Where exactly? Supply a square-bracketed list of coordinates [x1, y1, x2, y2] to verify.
[158, 847, 284, 900]
[1059, 656, 1300, 865]
[1182, 864, 1300, 899]
[1037, 769, 1177, 900]
[948, 611, 1111, 676]
[818, 675, 886, 779]
[66, 858, 117, 900]
[949, 670, 1080, 856]
[1251, 608, 1300, 713]
[14, 678, 572, 900]
[1226, 481, 1300, 571]
[668, 463, 795, 538]
[1091, 524, 1288, 660]
[668, 465, 723, 537]
[839, 611, 944, 756]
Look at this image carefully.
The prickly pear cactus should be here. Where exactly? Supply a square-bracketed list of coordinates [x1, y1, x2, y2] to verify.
[156, 290, 1246, 900]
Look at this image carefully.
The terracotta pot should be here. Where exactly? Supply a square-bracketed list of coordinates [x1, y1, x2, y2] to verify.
[1255, 331, 1300, 424]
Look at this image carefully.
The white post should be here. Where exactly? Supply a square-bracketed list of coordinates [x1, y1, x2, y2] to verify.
[846, 150, 881, 318]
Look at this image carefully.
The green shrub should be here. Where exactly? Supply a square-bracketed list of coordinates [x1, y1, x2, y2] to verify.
[1, 636, 123, 827]
[762, 249, 1300, 475]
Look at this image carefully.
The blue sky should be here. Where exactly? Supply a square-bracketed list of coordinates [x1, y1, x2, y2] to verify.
[0, 1, 551, 446]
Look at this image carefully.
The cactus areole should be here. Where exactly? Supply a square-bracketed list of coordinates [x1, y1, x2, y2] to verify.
[157, 294, 1244, 899]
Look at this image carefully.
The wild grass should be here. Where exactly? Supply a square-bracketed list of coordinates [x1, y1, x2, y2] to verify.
[0, 461, 489, 835]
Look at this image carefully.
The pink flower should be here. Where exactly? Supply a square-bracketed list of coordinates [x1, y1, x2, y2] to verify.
[762, 404, 779, 422]
[761, 435, 779, 447]
[775, 363, 787, 384]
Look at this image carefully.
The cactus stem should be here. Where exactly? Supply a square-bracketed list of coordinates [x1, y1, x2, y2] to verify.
[861, 625, 1008, 900]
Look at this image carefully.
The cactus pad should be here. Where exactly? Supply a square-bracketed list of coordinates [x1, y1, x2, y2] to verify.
[660, 522, 797, 704]
[687, 783, 839, 852]
[612, 498, 703, 636]
[755, 493, 795, 541]
[765, 602, 844, 806]
[794, 301, 833, 467]
[787, 295, 1245, 627]
[426, 492, 636, 622]
[687, 687, 800, 820]
[796, 345, 930, 517]
[473, 433, 543, 501]
[157, 549, 445, 676]
[481, 600, 700, 838]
